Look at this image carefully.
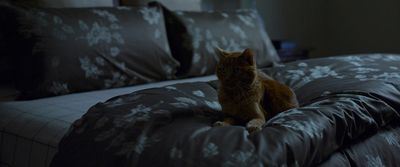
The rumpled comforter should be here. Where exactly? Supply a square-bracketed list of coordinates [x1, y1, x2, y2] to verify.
[51, 54, 400, 167]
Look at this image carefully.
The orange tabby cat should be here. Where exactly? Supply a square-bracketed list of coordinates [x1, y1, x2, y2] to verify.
[213, 48, 299, 133]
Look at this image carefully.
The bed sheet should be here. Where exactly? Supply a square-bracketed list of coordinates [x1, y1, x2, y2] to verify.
[0, 75, 216, 167]
[51, 54, 400, 167]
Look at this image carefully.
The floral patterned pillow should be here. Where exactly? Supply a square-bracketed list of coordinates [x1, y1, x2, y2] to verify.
[157, 2, 280, 77]
[10, 4, 179, 99]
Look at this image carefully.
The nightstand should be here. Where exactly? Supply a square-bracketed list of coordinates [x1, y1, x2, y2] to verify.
[272, 40, 311, 63]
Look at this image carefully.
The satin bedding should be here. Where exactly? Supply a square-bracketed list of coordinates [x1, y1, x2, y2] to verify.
[52, 54, 400, 167]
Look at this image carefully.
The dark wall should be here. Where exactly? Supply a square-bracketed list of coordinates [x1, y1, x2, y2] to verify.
[324, 0, 400, 57]
[257, 0, 400, 57]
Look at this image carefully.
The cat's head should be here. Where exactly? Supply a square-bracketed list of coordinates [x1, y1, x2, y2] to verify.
[216, 48, 257, 87]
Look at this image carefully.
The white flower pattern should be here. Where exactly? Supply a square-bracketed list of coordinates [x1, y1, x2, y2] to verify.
[270, 110, 322, 139]
[86, 22, 112, 46]
[92, 9, 118, 22]
[286, 70, 305, 80]
[170, 147, 183, 159]
[309, 66, 338, 78]
[78, 20, 89, 31]
[298, 62, 308, 67]
[49, 81, 70, 95]
[193, 90, 205, 97]
[365, 155, 385, 167]
[203, 143, 219, 157]
[140, 7, 161, 25]
[380, 133, 400, 148]
[223, 148, 260, 167]
[350, 67, 380, 74]
[79, 56, 103, 79]
[175, 97, 197, 105]
[110, 47, 120, 57]
[104, 72, 128, 88]
[373, 72, 400, 80]
[205, 101, 222, 111]
[237, 14, 255, 27]
[229, 24, 247, 39]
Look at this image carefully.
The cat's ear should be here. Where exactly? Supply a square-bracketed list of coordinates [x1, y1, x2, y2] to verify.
[215, 47, 228, 59]
[241, 48, 255, 65]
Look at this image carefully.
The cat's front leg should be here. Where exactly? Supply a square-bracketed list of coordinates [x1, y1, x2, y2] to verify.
[246, 118, 265, 133]
[213, 117, 236, 127]
[245, 104, 266, 133]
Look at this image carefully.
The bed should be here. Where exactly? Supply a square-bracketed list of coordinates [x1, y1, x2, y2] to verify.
[50, 54, 400, 167]
[1, 1, 400, 167]
[0, 75, 216, 167]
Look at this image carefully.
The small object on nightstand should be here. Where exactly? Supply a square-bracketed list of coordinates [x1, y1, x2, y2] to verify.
[272, 40, 311, 63]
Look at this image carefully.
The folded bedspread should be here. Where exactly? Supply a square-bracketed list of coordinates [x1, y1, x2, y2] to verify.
[51, 54, 400, 167]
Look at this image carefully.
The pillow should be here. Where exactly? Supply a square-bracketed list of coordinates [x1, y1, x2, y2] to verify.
[4, 4, 179, 99]
[156, 2, 280, 77]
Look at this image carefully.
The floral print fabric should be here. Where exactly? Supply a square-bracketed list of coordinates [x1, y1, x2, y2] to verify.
[160, 2, 280, 77]
[263, 54, 400, 100]
[12, 5, 179, 99]
[52, 54, 400, 167]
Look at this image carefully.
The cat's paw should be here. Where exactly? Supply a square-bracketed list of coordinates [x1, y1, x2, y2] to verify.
[246, 120, 263, 133]
[246, 125, 262, 134]
[213, 121, 230, 127]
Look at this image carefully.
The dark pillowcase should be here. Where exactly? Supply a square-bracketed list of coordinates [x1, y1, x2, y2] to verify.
[4, 4, 179, 99]
[154, 2, 280, 77]
[155, 3, 193, 77]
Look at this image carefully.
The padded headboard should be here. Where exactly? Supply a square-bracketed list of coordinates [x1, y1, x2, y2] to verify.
[13, 0, 118, 7]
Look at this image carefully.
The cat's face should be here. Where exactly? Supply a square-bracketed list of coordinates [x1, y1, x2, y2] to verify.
[216, 48, 257, 87]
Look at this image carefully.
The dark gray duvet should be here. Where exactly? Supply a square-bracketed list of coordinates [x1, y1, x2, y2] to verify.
[51, 54, 400, 167]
